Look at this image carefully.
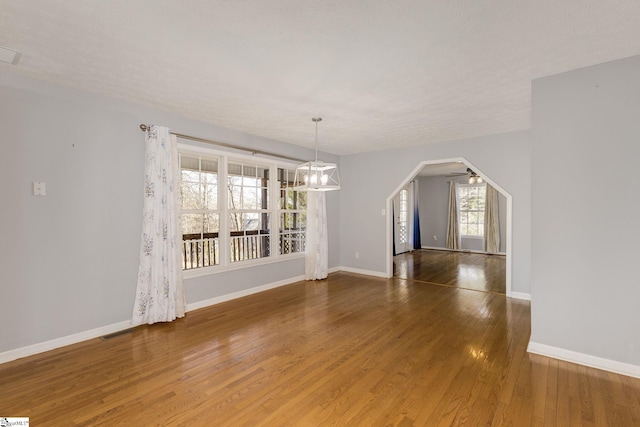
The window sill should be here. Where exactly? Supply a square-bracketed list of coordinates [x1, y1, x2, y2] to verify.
[461, 235, 484, 240]
[182, 252, 305, 279]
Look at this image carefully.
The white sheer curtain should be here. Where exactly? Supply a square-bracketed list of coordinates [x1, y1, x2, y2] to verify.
[484, 184, 501, 253]
[132, 125, 186, 325]
[305, 191, 328, 280]
[446, 181, 460, 250]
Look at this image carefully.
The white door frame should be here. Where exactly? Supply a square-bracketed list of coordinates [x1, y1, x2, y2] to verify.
[385, 157, 513, 297]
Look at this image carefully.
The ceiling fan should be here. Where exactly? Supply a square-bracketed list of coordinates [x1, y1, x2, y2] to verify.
[446, 168, 483, 184]
[466, 168, 483, 184]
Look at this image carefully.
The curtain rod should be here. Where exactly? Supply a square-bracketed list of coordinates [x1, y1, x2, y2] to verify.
[139, 124, 305, 163]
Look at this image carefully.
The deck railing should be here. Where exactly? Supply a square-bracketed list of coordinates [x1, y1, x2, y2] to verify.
[183, 230, 303, 269]
[182, 232, 219, 269]
[279, 232, 305, 255]
[229, 231, 270, 263]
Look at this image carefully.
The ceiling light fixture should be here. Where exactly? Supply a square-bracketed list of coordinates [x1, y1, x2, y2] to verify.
[467, 168, 483, 184]
[293, 118, 340, 191]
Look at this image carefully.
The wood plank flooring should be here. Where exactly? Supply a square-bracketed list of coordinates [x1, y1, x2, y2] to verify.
[394, 249, 506, 294]
[2, 272, 639, 425]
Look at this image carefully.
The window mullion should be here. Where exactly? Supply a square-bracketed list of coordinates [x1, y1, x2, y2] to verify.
[197, 156, 203, 248]
[269, 164, 278, 258]
[219, 156, 229, 266]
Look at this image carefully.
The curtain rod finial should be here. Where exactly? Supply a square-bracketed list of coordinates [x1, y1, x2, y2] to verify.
[140, 124, 149, 132]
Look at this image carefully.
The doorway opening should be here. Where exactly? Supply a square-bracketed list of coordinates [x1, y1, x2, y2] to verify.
[393, 183, 414, 255]
[386, 158, 513, 296]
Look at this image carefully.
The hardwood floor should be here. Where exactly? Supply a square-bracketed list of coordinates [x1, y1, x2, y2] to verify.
[2, 272, 640, 425]
[394, 249, 506, 294]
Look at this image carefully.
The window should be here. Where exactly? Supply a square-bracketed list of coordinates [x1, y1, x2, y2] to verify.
[397, 188, 408, 245]
[278, 168, 307, 255]
[179, 149, 306, 272]
[180, 154, 220, 269]
[227, 161, 271, 263]
[457, 183, 486, 237]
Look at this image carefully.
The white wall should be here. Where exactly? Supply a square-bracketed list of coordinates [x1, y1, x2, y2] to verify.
[531, 55, 640, 370]
[339, 130, 531, 294]
[418, 175, 448, 248]
[418, 175, 507, 253]
[0, 73, 340, 355]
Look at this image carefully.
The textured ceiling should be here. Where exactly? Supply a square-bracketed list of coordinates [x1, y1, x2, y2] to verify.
[418, 162, 467, 177]
[2, 1, 640, 155]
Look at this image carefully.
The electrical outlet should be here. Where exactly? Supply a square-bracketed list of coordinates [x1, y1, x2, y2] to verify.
[433, 235, 437, 241]
[355, 252, 360, 259]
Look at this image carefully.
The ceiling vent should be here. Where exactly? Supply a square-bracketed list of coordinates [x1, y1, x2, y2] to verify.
[0, 46, 22, 65]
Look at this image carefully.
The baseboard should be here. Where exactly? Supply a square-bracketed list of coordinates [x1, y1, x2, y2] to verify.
[527, 341, 640, 379]
[508, 292, 531, 301]
[189, 270, 343, 309]
[0, 319, 132, 365]
[186, 274, 305, 312]
[338, 266, 389, 278]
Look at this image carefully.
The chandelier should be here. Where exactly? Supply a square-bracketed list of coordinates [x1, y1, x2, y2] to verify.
[293, 118, 341, 191]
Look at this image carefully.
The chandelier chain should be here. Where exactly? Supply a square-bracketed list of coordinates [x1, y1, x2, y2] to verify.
[313, 117, 321, 162]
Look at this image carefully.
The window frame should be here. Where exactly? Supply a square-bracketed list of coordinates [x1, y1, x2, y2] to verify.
[179, 153, 221, 270]
[178, 144, 305, 279]
[277, 167, 307, 256]
[226, 160, 272, 263]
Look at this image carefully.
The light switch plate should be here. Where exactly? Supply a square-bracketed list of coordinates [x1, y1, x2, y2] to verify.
[33, 181, 46, 196]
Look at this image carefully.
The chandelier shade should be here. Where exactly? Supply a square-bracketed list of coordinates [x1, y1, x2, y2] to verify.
[293, 117, 341, 192]
[293, 160, 341, 191]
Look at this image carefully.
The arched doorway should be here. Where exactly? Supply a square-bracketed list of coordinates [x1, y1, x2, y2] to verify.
[386, 158, 513, 296]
